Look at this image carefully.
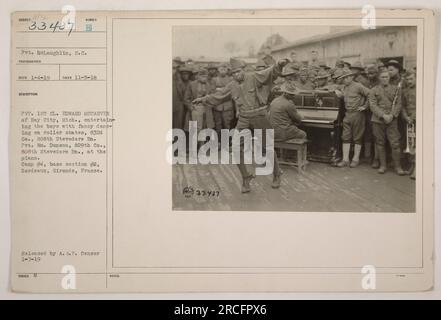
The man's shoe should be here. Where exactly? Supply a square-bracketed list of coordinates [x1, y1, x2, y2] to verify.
[395, 167, 406, 176]
[241, 174, 255, 193]
[272, 174, 282, 189]
[378, 166, 386, 174]
[350, 160, 359, 168]
[371, 159, 380, 169]
[337, 160, 349, 168]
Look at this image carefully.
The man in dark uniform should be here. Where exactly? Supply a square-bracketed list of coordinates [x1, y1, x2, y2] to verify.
[269, 65, 299, 103]
[336, 69, 371, 168]
[386, 59, 408, 160]
[255, 58, 267, 71]
[212, 63, 235, 139]
[288, 50, 299, 67]
[315, 70, 330, 90]
[261, 45, 276, 67]
[184, 68, 215, 137]
[351, 61, 370, 88]
[368, 70, 405, 175]
[401, 70, 416, 179]
[269, 82, 306, 142]
[364, 64, 380, 167]
[294, 68, 315, 90]
[195, 58, 289, 193]
[387, 60, 406, 87]
[173, 64, 192, 130]
[207, 63, 218, 81]
[310, 50, 320, 69]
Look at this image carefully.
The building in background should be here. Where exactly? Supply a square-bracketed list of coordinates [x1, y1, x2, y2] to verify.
[270, 26, 417, 70]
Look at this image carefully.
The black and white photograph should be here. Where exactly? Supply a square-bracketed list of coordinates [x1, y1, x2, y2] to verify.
[172, 25, 417, 212]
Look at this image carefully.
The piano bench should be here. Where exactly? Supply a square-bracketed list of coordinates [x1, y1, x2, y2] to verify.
[274, 139, 308, 173]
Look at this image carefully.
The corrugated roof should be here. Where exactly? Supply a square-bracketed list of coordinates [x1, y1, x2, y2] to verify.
[271, 26, 388, 53]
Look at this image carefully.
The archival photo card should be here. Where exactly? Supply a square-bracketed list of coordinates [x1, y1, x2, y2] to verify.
[9, 9, 435, 293]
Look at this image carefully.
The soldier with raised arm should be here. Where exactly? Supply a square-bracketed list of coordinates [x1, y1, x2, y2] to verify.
[194, 57, 288, 193]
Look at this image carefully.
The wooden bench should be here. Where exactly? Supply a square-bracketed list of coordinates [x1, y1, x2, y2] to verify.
[274, 138, 308, 173]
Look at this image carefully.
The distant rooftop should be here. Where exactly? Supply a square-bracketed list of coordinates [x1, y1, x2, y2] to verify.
[271, 26, 389, 53]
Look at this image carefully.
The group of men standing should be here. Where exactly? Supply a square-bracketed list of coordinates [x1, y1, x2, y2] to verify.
[172, 48, 417, 193]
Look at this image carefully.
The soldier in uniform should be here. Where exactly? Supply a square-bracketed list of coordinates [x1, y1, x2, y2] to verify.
[310, 50, 320, 69]
[211, 63, 235, 139]
[350, 61, 370, 88]
[368, 70, 405, 175]
[315, 70, 330, 90]
[184, 68, 215, 145]
[387, 60, 406, 87]
[288, 50, 299, 67]
[336, 69, 371, 168]
[386, 59, 408, 160]
[195, 58, 289, 193]
[261, 45, 276, 67]
[255, 58, 267, 72]
[294, 68, 315, 90]
[335, 60, 345, 69]
[269, 65, 299, 104]
[401, 70, 416, 179]
[364, 64, 380, 167]
[269, 82, 306, 142]
[207, 63, 218, 80]
[342, 61, 352, 71]
[173, 64, 192, 130]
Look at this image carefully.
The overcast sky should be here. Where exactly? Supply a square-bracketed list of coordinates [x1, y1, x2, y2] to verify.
[173, 25, 331, 60]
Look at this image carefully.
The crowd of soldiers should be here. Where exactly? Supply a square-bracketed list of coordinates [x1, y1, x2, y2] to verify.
[172, 49, 416, 193]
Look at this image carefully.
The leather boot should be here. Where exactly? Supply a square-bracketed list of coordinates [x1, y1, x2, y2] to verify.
[337, 143, 351, 167]
[377, 145, 387, 174]
[371, 144, 380, 169]
[350, 144, 362, 168]
[272, 171, 283, 189]
[392, 149, 406, 176]
[364, 142, 372, 160]
[241, 174, 255, 193]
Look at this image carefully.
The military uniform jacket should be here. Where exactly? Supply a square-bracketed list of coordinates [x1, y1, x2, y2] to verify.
[293, 80, 315, 90]
[269, 95, 303, 125]
[173, 73, 188, 113]
[211, 75, 234, 112]
[342, 81, 370, 112]
[368, 84, 402, 124]
[184, 80, 216, 128]
[204, 64, 282, 116]
[402, 85, 416, 121]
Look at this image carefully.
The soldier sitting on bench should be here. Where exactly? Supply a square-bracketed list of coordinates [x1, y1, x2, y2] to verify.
[269, 82, 306, 142]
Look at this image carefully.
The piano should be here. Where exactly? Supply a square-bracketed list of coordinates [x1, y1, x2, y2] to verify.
[293, 90, 345, 164]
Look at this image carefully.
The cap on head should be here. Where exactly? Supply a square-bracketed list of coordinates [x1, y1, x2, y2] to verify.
[255, 58, 267, 69]
[281, 65, 298, 77]
[386, 59, 402, 70]
[230, 58, 246, 73]
[197, 68, 209, 76]
[207, 63, 218, 70]
[316, 70, 330, 80]
[218, 62, 229, 69]
[335, 60, 345, 68]
[173, 56, 183, 64]
[280, 82, 299, 95]
[332, 68, 344, 79]
[179, 65, 193, 74]
[337, 69, 356, 80]
[350, 61, 364, 71]
[299, 67, 309, 76]
[365, 64, 378, 73]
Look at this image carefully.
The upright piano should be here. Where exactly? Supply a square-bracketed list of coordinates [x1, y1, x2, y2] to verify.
[293, 90, 345, 164]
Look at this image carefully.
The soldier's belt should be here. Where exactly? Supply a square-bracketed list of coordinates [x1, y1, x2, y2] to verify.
[240, 106, 268, 115]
